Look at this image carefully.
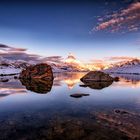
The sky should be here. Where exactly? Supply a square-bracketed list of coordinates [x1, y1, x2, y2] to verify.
[0, 0, 140, 64]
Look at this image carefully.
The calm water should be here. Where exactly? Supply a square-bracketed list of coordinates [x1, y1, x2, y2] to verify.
[0, 72, 140, 140]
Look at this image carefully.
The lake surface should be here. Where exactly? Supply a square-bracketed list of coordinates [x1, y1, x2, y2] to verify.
[0, 72, 140, 140]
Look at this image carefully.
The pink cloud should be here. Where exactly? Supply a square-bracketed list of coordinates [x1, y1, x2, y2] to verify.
[0, 44, 64, 64]
[93, 2, 140, 33]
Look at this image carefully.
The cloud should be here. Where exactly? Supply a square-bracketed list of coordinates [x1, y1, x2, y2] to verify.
[0, 44, 64, 64]
[0, 44, 41, 62]
[104, 56, 137, 62]
[0, 44, 27, 52]
[42, 56, 64, 63]
[93, 2, 140, 33]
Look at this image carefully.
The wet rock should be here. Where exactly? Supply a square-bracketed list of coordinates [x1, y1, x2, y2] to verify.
[20, 78, 53, 94]
[19, 63, 53, 80]
[70, 93, 89, 98]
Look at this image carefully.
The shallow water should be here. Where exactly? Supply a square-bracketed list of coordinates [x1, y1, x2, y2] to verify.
[0, 72, 140, 140]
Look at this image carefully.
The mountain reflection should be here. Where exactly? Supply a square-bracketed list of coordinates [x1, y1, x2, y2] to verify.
[80, 81, 113, 90]
[0, 73, 140, 97]
[53, 72, 86, 89]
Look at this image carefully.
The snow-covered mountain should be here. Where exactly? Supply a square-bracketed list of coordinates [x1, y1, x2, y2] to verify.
[45, 53, 89, 73]
[49, 62, 88, 73]
[0, 57, 31, 75]
[0, 54, 88, 76]
[104, 59, 140, 74]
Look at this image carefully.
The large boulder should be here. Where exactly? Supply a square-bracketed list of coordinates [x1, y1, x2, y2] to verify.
[19, 63, 53, 80]
[80, 71, 114, 83]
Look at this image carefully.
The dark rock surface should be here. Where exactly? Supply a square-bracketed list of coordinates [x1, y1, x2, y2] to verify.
[19, 63, 53, 80]
[70, 93, 90, 98]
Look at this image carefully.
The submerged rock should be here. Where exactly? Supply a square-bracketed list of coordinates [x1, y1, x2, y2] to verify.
[19, 63, 53, 80]
[96, 109, 140, 140]
[70, 93, 89, 98]
[20, 78, 53, 94]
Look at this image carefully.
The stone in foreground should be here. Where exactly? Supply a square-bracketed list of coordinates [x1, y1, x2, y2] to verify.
[80, 71, 114, 82]
[19, 63, 53, 80]
[70, 93, 90, 98]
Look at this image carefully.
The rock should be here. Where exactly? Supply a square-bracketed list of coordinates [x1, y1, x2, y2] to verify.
[19, 63, 53, 80]
[0, 79, 9, 82]
[20, 78, 53, 94]
[14, 76, 18, 79]
[114, 109, 135, 116]
[114, 77, 119, 82]
[70, 93, 89, 98]
[79, 84, 88, 87]
[80, 71, 114, 82]
[80, 71, 114, 89]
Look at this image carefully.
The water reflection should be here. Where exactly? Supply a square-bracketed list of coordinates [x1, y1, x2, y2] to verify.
[0, 73, 140, 139]
[53, 72, 86, 89]
[20, 78, 53, 94]
[0, 73, 140, 96]
[0, 77, 27, 97]
[111, 74, 140, 88]
[80, 81, 113, 90]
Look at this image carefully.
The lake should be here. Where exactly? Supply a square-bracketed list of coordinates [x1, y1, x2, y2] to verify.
[0, 72, 140, 140]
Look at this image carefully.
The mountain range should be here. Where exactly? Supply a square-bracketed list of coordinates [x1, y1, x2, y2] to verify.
[0, 55, 140, 76]
[104, 59, 140, 74]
